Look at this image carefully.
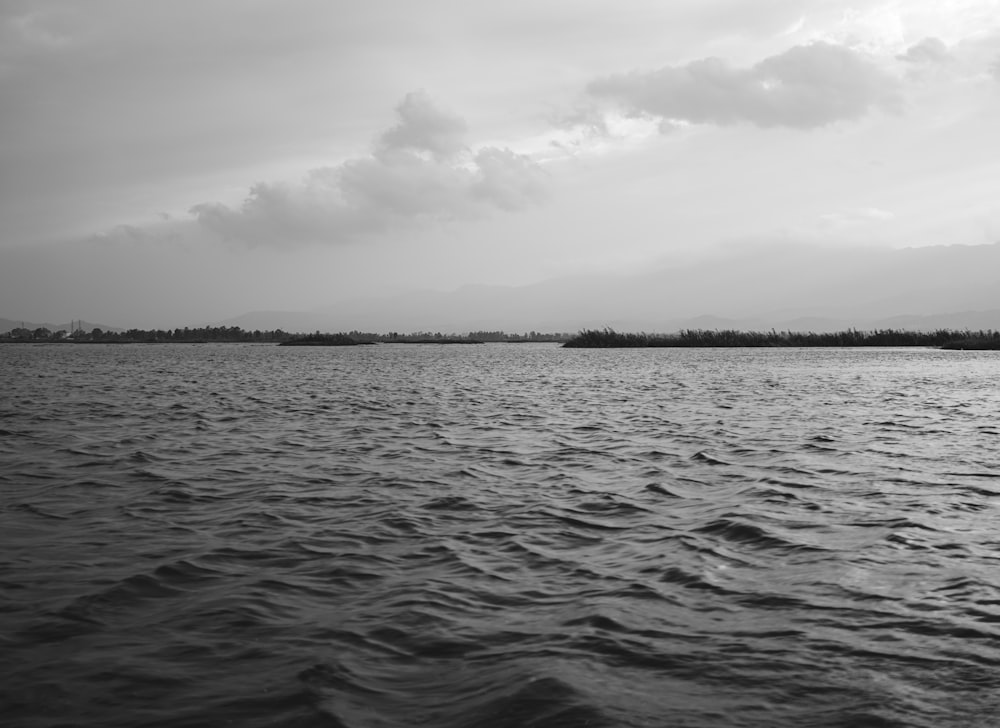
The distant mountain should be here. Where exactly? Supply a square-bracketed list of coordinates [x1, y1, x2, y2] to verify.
[12, 242, 998, 335]
[867, 310, 1000, 332]
[206, 310, 350, 333]
[0, 318, 120, 334]
[209, 307, 1000, 337]
[287, 242, 1000, 333]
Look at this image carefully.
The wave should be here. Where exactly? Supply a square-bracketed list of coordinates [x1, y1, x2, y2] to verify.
[4, 344, 1000, 727]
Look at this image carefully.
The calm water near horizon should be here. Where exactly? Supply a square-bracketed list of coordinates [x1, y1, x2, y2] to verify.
[2, 342, 1000, 727]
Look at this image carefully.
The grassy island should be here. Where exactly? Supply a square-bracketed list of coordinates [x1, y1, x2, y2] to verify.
[397, 338, 484, 344]
[939, 337, 1000, 350]
[563, 328, 1000, 349]
[278, 333, 365, 346]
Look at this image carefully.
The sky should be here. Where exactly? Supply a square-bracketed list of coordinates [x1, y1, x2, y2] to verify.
[2, 0, 999, 328]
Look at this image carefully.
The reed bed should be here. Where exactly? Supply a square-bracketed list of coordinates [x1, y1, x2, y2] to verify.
[563, 327, 1000, 348]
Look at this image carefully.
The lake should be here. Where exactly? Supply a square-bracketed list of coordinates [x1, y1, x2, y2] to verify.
[2, 342, 999, 727]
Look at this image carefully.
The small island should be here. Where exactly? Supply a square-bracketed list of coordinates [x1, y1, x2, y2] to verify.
[396, 338, 484, 344]
[279, 333, 367, 346]
[279, 334, 486, 345]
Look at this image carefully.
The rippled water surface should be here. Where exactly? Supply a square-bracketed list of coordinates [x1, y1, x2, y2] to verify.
[2, 343, 1000, 727]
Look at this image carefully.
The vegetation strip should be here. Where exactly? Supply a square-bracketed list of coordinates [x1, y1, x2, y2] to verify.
[1, 325, 571, 344]
[562, 328, 1000, 349]
[6, 325, 999, 349]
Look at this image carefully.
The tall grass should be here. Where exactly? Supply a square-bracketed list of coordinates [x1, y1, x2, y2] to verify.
[562, 328, 1000, 348]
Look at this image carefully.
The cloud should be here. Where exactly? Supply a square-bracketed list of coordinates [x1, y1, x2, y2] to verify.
[471, 147, 550, 211]
[897, 37, 949, 64]
[819, 206, 895, 229]
[2, 9, 74, 53]
[190, 91, 547, 246]
[377, 91, 468, 161]
[586, 42, 900, 129]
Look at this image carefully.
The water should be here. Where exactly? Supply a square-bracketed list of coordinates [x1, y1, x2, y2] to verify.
[2, 342, 999, 727]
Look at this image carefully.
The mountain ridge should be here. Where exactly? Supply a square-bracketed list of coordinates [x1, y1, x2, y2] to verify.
[5, 243, 999, 335]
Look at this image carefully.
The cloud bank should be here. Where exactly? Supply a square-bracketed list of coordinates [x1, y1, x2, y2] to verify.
[587, 42, 900, 129]
[191, 91, 548, 246]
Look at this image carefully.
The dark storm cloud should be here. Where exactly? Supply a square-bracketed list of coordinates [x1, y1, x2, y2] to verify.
[190, 91, 548, 246]
[587, 42, 900, 129]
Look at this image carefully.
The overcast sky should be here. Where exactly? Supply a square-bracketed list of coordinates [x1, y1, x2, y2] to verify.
[2, 0, 998, 327]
